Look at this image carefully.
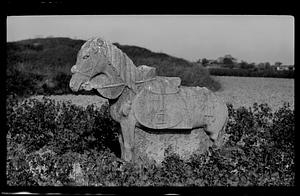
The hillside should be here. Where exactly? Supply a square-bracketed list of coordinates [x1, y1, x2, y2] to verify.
[6, 37, 221, 98]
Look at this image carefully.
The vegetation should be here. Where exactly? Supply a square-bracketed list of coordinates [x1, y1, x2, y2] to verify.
[198, 55, 294, 78]
[6, 37, 294, 187]
[113, 43, 220, 90]
[6, 37, 221, 99]
[7, 97, 295, 186]
[208, 68, 294, 78]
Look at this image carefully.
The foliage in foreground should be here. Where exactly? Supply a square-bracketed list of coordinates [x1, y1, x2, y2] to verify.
[6, 97, 295, 186]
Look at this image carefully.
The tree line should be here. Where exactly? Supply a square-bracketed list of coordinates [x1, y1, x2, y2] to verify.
[196, 55, 294, 78]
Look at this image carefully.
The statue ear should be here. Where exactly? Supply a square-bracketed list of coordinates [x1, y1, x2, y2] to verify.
[89, 74, 125, 99]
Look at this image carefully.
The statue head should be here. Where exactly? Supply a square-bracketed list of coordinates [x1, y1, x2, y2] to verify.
[69, 37, 125, 99]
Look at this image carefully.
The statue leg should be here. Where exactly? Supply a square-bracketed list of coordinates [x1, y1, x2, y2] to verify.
[215, 116, 228, 146]
[204, 116, 218, 142]
[205, 101, 228, 145]
[120, 113, 136, 162]
[118, 134, 125, 159]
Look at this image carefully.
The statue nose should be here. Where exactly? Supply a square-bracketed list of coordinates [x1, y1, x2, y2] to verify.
[71, 65, 77, 74]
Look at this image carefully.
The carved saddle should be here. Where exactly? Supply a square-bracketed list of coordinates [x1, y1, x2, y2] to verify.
[133, 76, 193, 130]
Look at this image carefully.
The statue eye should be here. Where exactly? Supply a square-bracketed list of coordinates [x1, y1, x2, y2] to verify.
[83, 54, 90, 59]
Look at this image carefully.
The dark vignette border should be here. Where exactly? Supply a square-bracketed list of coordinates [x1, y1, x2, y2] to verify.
[3, 0, 297, 195]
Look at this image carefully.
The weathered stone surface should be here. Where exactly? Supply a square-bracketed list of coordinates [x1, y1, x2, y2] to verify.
[69, 37, 228, 164]
[133, 86, 190, 130]
[134, 127, 213, 164]
[135, 65, 157, 82]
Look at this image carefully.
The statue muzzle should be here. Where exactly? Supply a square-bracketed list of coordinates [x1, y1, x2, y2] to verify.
[71, 65, 77, 74]
[69, 73, 88, 92]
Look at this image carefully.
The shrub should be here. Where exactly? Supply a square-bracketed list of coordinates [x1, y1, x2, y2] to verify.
[271, 103, 295, 152]
[6, 68, 44, 98]
[6, 97, 295, 186]
[7, 97, 120, 154]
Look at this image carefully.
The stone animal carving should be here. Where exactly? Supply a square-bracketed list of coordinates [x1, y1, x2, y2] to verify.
[69, 37, 228, 163]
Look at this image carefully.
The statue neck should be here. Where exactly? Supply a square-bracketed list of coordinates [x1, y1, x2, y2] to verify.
[119, 53, 138, 91]
[106, 44, 139, 92]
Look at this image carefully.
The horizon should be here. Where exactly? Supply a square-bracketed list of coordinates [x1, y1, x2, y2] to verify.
[7, 15, 294, 65]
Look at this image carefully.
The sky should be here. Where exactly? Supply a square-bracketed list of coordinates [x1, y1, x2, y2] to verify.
[7, 15, 294, 65]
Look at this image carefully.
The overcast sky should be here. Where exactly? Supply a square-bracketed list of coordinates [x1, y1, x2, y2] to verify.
[7, 15, 294, 65]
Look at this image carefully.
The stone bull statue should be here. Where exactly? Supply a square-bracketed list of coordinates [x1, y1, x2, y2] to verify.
[69, 37, 228, 163]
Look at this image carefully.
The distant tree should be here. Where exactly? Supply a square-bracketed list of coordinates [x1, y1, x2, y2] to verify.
[239, 61, 246, 69]
[239, 61, 255, 69]
[249, 63, 256, 69]
[224, 54, 236, 60]
[212, 60, 219, 64]
[265, 62, 271, 70]
[223, 57, 234, 65]
[264, 62, 270, 67]
[201, 58, 209, 66]
[288, 66, 294, 71]
[275, 62, 282, 67]
[257, 63, 266, 70]
[222, 54, 237, 69]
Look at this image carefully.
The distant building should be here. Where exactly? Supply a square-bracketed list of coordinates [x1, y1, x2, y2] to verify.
[275, 64, 294, 71]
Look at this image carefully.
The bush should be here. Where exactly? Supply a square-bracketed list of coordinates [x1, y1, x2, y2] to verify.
[6, 97, 295, 186]
[7, 97, 120, 155]
[6, 68, 44, 98]
[271, 103, 295, 152]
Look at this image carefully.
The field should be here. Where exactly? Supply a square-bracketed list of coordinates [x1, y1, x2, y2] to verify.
[214, 76, 294, 110]
[31, 76, 294, 111]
